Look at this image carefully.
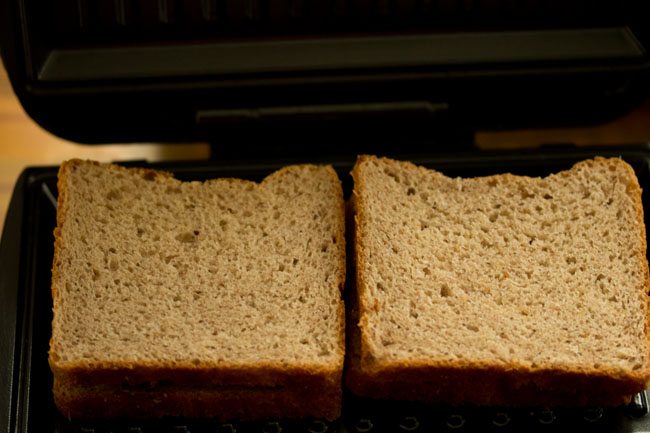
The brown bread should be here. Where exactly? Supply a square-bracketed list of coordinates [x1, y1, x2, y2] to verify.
[347, 155, 650, 406]
[50, 159, 346, 420]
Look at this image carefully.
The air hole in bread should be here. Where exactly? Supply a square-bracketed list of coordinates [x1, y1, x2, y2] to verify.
[384, 168, 399, 183]
[106, 189, 120, 200]
[381, 333, 395, 347]
[175, 232, 197, 243]
[519, 188, 535, 199]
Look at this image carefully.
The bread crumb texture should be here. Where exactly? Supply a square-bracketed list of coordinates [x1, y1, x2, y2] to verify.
[353, 156, 650, 374]
[50, 160, 345, 368]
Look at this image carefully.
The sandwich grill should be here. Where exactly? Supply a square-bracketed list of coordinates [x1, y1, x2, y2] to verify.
[2, 1, 650, 432]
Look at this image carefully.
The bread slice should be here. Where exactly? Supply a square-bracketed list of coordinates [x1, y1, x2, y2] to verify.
[50, 159, 346, 420]
[347, 155, 650, 406]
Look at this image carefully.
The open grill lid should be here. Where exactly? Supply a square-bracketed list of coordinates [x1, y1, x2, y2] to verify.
[1, 0, 650, 147]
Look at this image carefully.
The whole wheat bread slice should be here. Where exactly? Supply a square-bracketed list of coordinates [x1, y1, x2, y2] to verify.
[50, 159, 346, 419]
[347, 155, 650, 406]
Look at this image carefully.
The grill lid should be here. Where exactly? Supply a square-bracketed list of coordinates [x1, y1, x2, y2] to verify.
[1, 1, 649, 146]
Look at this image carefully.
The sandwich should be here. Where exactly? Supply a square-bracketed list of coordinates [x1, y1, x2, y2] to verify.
[50, 159, 346, 420]
[347, 155, 650, 406]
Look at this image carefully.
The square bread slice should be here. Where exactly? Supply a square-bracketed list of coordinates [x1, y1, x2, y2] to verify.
[50, 160, 345, 420]
[347, 155, 650, 406]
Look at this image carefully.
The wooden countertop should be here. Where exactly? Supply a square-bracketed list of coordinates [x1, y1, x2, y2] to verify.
[1, 64, 649, 233]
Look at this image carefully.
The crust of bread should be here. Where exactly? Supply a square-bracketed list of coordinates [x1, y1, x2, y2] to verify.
[50, 159, 346, 419]
[54, 378, 341, 421]
[346, 155, 650, 406]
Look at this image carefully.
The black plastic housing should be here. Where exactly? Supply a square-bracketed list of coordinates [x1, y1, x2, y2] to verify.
[1, 0, 650, 145]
